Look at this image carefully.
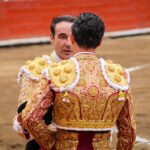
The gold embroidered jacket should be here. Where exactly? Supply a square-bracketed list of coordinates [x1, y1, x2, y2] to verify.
[21, 53, 136, 150]
[13, 51, 59, 139]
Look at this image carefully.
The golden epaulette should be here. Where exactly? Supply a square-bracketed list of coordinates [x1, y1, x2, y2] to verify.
[100, 58, 130, 91]
[25, 57, 49, 78]
[17, 55, 50, 83]
[43, 58, 79, 92]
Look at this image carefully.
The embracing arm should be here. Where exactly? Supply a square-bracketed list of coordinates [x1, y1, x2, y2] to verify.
[21, 78, 55, 150]
[13, 75, 32, 139]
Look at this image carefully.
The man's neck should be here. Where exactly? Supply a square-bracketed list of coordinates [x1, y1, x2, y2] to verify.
[73, 43, 97, 55]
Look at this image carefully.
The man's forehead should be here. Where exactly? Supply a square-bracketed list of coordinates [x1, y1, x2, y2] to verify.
[55, 31, 72, 36]
[55, 21, 73, 34]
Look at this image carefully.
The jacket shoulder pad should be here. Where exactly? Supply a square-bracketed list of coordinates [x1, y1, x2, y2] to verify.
[43, 58, 80, 92]
[17, 56, 50, 83]
[100, 58, 130, 91]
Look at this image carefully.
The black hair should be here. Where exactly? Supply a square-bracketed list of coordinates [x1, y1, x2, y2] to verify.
[50, 15, 76, 36]
[72, 12, 105, 49]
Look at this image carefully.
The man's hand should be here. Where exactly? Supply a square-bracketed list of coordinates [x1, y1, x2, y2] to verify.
[13, 114, 30, 140]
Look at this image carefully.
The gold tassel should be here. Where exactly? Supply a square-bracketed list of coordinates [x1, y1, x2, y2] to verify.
[118, 91, 125, 101]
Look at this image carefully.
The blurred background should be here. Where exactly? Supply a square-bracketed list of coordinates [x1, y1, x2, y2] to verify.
[0, 0, 150, 149]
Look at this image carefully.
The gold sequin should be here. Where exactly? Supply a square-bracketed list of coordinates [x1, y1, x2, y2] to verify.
[26, 105, 32, 112]
[59, 76, 68, 83]
[64, 66, 72, 73]
[78, 79, 86, 86]
[108, 66, 115, 72]
[53, 69, 61, 76]
[86, 63, 94, 71]
[39, 60, 46, 66]
[51, 63, 58, 68]
[99, 80, 107, 87]
[64, 91, 69, 97]
[119, 70, 124, 76]
[29, 64, 35, 70]
[36, 67, 42, 74]
[119, 91, 125, 97]
[98, 72, 102, 77]
[114, 75, 121, 82]
[88, 86, 99, 97]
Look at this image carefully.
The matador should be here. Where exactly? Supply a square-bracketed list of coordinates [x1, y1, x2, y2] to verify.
[13, 15, 75, 149]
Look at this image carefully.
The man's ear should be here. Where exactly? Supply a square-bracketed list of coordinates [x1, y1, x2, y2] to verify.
[50, 33, 54, 43]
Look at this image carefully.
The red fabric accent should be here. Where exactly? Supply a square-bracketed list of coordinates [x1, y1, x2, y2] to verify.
[77, 131, 94, 150]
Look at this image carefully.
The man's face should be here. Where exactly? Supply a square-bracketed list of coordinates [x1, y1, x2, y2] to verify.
[51, 21, 73, 60]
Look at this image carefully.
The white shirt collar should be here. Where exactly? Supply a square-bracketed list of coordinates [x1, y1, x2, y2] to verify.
[53, 51, 62, 62]
[73, 51, 95, 57]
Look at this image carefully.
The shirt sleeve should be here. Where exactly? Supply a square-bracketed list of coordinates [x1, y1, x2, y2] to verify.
[116, 90, 136, 150]
[21, 78, 55, 150]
